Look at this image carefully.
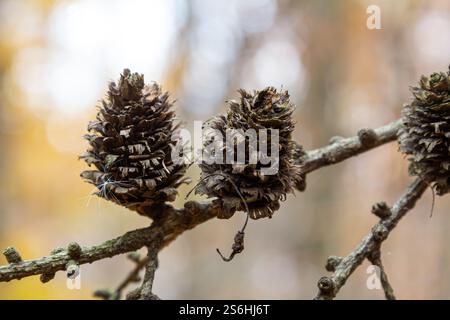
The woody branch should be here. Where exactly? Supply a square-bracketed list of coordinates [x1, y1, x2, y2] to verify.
[315, 178, 428, 300]
[0, 119, 406, 298]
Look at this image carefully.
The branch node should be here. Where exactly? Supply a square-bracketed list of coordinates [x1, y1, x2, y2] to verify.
[325, 255, 343, 272]
[40, 272, 55, 284]
[368, 248, 381, 261]
[317, 276, 335, 296]
[372, 224, 389, 242]
[358, 128, 377, 146]
[3, 247, 22, 264]
[371, 202, 392, 219]
[67, 242, 82, 259]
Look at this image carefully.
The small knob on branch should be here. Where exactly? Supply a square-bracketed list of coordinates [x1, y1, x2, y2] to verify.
[67, 242, 82, 259]
[317, 276, 336, 296]
[3, 247, 22, 264]
[325, 255, 343, 272]
[358, 128, 377, 146]
[371, 202, 391, 219]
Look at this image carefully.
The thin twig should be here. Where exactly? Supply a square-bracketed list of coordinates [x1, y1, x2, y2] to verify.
[93, 254, 148, 300]
[113, 256, 149, 299]
[367, 248, 396, 300]
[314, 178, 428, 300]
[136, 246, 160, 300]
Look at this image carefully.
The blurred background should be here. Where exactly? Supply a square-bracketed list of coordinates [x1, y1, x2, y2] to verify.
[0, 0, 449, 299]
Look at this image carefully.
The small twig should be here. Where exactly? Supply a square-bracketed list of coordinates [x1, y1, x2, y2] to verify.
[115, 256, 147, 297]
[315, 178, 428, 300]
[367, 248, 396, 300]
[95, 254, 149, 300]
[95, 243, 162, 300]
[300, 119, 402, 175]
[135, 246, 160, 300]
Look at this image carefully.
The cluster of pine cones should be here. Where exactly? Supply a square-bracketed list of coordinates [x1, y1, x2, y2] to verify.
[81, 67, 450, 220]
[81, 69, 302, 219]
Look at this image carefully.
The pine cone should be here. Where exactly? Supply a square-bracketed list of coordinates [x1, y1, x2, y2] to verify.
[196, 87, 302, 220]
[80, 69, 189, 213]
[399, 68, 450, 195]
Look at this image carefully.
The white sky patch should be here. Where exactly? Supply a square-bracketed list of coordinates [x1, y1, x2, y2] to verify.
[242, 39, 305, 90]
[234, 0, 277, 34]
[11, 0, 184, 116]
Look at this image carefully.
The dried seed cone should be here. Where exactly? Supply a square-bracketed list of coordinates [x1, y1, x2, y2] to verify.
[196, 87, 302, 220]
[81, 69, 188, 212]
[399, 69, 450, 195]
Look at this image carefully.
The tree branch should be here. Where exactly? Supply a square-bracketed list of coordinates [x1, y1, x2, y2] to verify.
[0, 119, 403, 290]
[314, 178, 428, 300]
[0, 200, 224, 282]
[300, 119, 402, 174]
